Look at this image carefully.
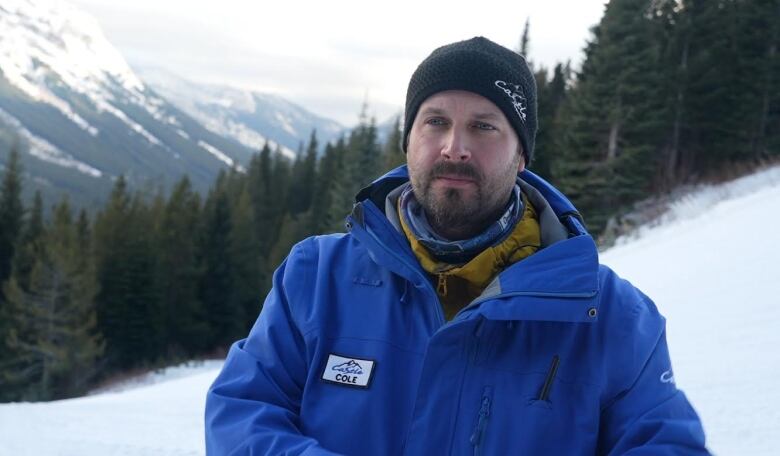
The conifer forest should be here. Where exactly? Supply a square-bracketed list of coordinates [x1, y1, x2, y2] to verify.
[1, 0, 778, 401]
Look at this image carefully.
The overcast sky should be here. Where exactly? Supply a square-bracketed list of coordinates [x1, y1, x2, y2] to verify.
[70, 0, 608, 125]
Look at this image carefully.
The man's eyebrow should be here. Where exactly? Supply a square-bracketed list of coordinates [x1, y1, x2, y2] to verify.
[473, 112, 501, 120]
[418, 107, 447, 116]
[417, 108, 501, 120]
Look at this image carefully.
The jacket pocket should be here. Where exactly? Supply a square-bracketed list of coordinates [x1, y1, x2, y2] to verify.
[469, 386, 493, 456]
[537, 354, 560, 402]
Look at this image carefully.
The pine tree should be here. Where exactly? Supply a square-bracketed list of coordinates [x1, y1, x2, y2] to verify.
[1, 198, 103, 401]
[288, 130, 318, 216]
[519, 17, 531, 58]
[382, 117, 406, 172]
[200, 172, 242, 348]
[10, 192, 44, 293]
[0, 146, 24, 301]
[555, 0, 671, 234]
[324, 138, 353, 233]
[157, 176, 207, 357]
[309, 141, 343, 234]
[0, 146, 25, 374]
[533, 63, 569, 181]
[94, 177, 162, 369]
[228, 183, 263, 335]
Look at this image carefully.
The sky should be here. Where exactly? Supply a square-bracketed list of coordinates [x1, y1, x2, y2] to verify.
[69, 0, 608, 125]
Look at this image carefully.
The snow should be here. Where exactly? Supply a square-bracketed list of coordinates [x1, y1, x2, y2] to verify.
[601, 165, 780, 455]
[0, 361, 222, 456]
[197, 140, 234, 168]
[0, 106, 102, 177]
[1, 166, 779, 455]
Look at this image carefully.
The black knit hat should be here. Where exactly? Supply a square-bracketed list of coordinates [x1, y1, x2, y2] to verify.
[402, 36, 537, 165]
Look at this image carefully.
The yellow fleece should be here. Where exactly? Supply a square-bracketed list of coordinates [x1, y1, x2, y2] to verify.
[399, 193, 541, 320]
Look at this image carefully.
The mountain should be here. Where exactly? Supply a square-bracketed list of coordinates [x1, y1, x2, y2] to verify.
[137, 68, 345, 158]
[0, 0, 342, 209]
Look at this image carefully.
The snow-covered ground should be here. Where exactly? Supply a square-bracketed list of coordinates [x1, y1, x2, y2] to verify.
[601, 165, 780, 455]
[1, 166, 779, 455]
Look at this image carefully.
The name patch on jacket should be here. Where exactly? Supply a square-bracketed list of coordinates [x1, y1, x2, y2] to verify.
[321, 354, 376, 388]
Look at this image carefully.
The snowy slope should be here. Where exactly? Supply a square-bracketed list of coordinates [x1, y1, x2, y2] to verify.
[0, 361, 223, 455]
[601, 165, 780, 455]
[1, 166, 779, 455]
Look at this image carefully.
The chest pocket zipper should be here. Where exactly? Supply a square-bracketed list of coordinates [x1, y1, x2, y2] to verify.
[470, 386, 493, 456]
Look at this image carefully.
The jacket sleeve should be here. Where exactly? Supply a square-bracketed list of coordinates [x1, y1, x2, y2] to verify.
[597, 286, 709, 455]
[205, 241, 341, 456]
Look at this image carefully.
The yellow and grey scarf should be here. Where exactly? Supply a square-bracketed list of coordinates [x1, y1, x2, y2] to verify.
[399, 188, 541, 320]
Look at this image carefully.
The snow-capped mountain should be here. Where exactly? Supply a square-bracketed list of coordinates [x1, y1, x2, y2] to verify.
[138, 68, 345, 158]
[0, 0, 341, 207]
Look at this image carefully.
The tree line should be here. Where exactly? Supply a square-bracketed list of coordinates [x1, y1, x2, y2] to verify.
[532, 0, 779, 235]
[0, 0, 777, 401]
[0, 116, 405, 401]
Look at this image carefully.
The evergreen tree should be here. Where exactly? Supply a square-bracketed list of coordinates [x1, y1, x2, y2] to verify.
[323, 138, 353, 233]
[200, 172, 242, 348]
[0, 146, 25, 373]
[382, 117, 406, 172]
[94, 177, 162, 369]
[157, 176, 208, 357]
[555, 0, 670, 234]
[288, 130, 318, 216]
[532, 63, 569, 181]
[228, 183, 263, 335]
[519, 17, 531, 58]
[10, 191, 44, 293]
[1, 198, 103, 401]
[309, 141, 343, 234]
[0, 147, 24, 301]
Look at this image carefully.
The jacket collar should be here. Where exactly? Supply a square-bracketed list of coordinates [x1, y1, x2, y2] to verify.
[349, 166, 601, 323]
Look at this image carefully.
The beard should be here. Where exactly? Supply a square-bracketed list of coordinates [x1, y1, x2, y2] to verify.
[410, 160, 516, 240]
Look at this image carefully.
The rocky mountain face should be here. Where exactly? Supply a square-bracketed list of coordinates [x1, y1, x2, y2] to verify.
[137, 68, 345, 159]
[0, 0, 344, 208]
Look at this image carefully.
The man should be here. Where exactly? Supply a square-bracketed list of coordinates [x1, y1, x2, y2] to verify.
[205, 37, 708, 455]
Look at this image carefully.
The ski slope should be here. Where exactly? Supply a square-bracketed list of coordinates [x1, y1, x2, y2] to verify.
[1, 166, 779, 455]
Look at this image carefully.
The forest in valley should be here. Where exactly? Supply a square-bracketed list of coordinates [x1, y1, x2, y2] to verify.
[0, 0, 777, 401]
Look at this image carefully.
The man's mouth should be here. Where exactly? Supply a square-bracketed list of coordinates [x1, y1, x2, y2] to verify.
[434, 174, 477, 186]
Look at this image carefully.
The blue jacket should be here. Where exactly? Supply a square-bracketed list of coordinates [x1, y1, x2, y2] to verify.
[205, 167, 708, 455]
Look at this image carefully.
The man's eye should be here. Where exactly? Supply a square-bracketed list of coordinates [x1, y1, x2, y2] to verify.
[474, 122, 496, 131]
[426, 117, 447, 126]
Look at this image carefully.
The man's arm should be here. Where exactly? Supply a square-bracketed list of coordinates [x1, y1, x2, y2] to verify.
[205, 242, 340, 455]
[597, 280, 709, 455]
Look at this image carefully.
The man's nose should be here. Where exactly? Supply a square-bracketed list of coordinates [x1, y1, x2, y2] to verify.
[441, 127, 471, 161]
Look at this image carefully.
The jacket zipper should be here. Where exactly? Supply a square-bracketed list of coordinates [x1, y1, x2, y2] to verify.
[349, 210, 446, 326]
[469, 387, 493, 456]
[538, 355, 560, 402]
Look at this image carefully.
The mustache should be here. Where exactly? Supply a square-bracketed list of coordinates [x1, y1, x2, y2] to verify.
[430, 162, 481, 181]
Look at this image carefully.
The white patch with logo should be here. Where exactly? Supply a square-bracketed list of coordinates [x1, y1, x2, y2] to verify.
[321, 354, 376, 389]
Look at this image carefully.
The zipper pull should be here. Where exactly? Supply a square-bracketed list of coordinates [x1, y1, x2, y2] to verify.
[436, 273, 448, 297]
[470, 390, 492, 451]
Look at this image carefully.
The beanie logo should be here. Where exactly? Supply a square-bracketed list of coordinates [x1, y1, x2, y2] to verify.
[494, 80, 527, 123]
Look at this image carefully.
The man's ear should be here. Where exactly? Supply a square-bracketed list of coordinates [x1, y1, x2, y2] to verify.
[517, 147, 526, 173]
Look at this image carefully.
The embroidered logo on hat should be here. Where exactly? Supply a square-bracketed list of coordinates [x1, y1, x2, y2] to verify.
[494, 80, 527, 122]
[321, 354, 376, 388]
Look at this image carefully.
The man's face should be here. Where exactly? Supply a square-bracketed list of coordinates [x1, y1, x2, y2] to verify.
[407, 90, 524, 240]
